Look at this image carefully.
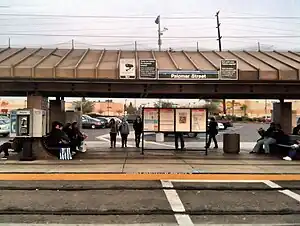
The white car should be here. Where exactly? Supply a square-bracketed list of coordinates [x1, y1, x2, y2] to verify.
[0, 119, 10, 137]
[217, 122, 225, 130]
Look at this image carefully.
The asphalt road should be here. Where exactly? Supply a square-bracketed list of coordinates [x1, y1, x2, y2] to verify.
[81, 122, 269, 142]
[0, 180, 299, 225]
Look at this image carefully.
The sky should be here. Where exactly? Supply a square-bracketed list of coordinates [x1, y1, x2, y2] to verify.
[0, 0, 299, 51]
[0, 0, 299, 105]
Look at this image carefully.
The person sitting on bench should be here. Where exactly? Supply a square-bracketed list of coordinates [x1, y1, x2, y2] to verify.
[0, 141, 12, 159]
[250, 122, 276, 154]
[283, 140, 300, 161]
[47, 121, 71, 156]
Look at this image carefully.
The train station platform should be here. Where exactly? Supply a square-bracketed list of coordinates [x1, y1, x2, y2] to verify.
[1, 149, 300, 176]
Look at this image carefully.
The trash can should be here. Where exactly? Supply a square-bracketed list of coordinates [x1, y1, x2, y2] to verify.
[156, 133, 164, 142]
[223, 133, 240, 154]
[19, 137, 34, 161]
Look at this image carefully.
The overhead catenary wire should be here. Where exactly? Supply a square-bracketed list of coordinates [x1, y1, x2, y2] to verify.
[1, 33, 300, 39]
[1, 13, 300, 20]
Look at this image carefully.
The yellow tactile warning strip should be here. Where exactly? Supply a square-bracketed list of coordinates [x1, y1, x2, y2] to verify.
[0, 173, 300, 181]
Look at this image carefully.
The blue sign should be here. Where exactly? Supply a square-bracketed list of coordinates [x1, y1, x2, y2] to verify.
[158, 70, 219, 80]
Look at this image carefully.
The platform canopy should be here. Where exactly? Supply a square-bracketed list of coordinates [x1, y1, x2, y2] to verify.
[0, 47, 299, 80]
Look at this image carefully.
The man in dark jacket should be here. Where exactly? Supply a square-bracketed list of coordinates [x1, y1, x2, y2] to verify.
[206, 117, 218, 149]
[47, 121, 70, 148]
[251, 122, 276, 154]
[133, 116, 143, 148]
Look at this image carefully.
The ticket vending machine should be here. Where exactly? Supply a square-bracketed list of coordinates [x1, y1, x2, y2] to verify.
[11, 109, 46, 161]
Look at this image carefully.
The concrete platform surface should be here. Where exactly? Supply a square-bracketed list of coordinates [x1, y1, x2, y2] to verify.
[0, 156, 300, 174]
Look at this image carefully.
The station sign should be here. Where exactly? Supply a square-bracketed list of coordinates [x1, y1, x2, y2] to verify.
[139, 59, 157, 79]
[158, 70, 219, 80]
[219, 59, 238, 80]
[119, 58, 136, 79]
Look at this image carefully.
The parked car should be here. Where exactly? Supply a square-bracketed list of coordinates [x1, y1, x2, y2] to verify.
[0, 119, 10, 137]
[95, 117, 110, 128]
[81, 115, 105, 129]
[217, 117, 233, 129]
[164, 121, 225, 138]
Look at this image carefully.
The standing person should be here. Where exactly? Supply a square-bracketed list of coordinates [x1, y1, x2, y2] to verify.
[109, 118, 118, 148]
[175, 132, 185, 151]
[206, 117, 219, 149]
[70, 122, 84, 151]
[119, 118, 130, 148]
[133, 116, 143, 148]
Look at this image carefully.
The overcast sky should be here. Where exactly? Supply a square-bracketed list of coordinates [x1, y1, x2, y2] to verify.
[0, 0, 299, 105]
[0, 0, 299, 51]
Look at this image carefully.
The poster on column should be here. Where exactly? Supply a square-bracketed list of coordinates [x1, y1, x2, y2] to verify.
[143, 108, 159, 132]
[175, 109, 191, 132]
[159, 108, 175, 132]
[191, 109, 207, 132]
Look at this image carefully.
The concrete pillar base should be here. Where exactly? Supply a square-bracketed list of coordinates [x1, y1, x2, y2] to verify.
[49, 100, 65, 127]
[272, 102, 292, 134]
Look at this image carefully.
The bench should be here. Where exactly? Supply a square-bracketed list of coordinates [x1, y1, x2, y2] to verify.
[270, 135, 300, 157]
[41, 135, 82, 158]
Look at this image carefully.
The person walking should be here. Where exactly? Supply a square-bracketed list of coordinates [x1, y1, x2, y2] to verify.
[206, 117, 219, 149]
[133, 116, 143, 148]
[119, 118, 130, 148]
[109, 118, 118, 148]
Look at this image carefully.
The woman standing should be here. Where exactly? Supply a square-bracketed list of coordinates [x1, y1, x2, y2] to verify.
[119, 118, 130, 148]
[133, 116, 143, 148]
[109, 118, 118, 148]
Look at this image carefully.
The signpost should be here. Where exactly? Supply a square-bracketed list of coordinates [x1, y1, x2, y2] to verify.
[119, 58, 136, 79]
[158, 70, 219, 80]
[139, 59, 157, 79]
[219, 59, 238, 80]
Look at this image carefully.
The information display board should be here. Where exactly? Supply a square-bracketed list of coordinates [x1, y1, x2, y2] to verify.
[159, 108, 175, 132]
[175, 108, 191, 132]
[219, 59, 238, 80]
[191, 109, 207, 132]
[143, 108, 159, 132]
[139, 59, 157, 79]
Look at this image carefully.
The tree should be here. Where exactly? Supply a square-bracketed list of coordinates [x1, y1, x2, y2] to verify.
[73, 99, 95, 114]
[154, 100, 174, 108]
[126, 102, 137, 114]
[203, 103, 221, 115]
[240, 104, 248, 116]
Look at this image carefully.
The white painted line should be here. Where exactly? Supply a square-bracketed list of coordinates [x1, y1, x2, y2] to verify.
[145, 140, 175, 148]
[264, 180, 300, 202]
[171, 180, 268, 183]
[161, 180, 194, 226]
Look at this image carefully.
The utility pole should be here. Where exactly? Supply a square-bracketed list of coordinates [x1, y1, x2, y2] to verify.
[216, 11, 222, 52]
[155, 15, 162, 51]
[216, 11, 226, 115]
[134, 41, 137, 51]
